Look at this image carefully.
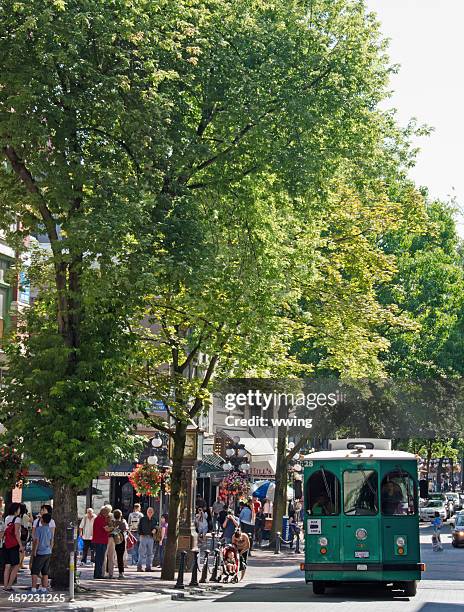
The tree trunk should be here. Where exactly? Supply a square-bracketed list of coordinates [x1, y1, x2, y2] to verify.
[161, 420, 187, 580]
[436, 457, 443, 492]
[50, 481, 78, 589]
[270, 422, 288, 545]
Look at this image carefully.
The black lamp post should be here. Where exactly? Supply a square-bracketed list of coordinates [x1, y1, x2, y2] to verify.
[148, 433, 172, 517]
[222, 436, 250, 473]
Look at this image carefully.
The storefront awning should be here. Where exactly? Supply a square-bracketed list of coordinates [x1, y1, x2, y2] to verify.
[21, 481, 53, 502]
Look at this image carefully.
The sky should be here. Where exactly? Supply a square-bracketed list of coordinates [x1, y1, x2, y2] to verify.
[366, 0, 464, 235]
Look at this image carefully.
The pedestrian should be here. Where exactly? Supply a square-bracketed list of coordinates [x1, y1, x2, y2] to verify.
[105, 510, 117, 578]
[195, 508, 209, 542]
[79, 508, 96, 565]
[263, 497, 272, 517]
[18, 504, 30, 570]
[137, 507, 157, 572]
[196, 494, 207, 510]
[112, 509, 128, 579]
[127, 503, 143, 566]
[211, 498, 224, 534]
[158, 513, 168, 568]
[32, 505, 56, 540]
[29, 513, 53, 594]
[2, 502, 23, 591]
[218, 504, 228, 535]
[231, 527, 250, 581]
[251, 496, 261, 519]
[432, 511, 443, 552]
[254, 508, 265, 548]
[222, 509, 239, 544]
[239, 501, 254, 551]
[288, 515, 301, 549]
[92, 506, 111, 579]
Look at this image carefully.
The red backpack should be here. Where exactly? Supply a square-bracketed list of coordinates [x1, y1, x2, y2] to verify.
[4, 518, 19, 549]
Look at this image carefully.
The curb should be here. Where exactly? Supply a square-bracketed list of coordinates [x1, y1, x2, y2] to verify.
[11, 592, 171, 612]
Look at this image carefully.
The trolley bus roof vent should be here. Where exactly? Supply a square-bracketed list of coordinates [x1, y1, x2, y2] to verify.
[329, 439, 392, 451]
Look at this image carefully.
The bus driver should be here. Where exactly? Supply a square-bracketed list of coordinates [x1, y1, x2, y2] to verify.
[381, 481, 404, 515]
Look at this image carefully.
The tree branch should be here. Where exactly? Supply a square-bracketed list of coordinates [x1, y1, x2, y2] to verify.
[2, 146, 60, 246]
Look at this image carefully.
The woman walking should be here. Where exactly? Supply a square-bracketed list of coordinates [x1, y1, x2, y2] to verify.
[112, 510, 128, 579]
[2, 503, 23, 591]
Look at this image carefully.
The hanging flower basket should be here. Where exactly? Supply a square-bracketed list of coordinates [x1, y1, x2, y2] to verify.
[0, 446, 28, 490]
[219, 471, 250, 500]
[128, 463, 171, 497]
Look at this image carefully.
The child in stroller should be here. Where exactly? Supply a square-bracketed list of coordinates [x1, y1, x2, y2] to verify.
[221, 544, 239, 583]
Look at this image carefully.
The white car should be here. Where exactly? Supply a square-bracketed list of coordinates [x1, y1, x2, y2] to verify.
[446, 492, 462, 512]
[420, 499, 447, 522]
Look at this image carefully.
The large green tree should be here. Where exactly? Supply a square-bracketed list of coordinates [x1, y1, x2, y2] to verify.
[127, 0, 427, 577]
[0, 0, 190, 585]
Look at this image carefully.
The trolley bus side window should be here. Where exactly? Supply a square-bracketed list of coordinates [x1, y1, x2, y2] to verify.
[343, 470, 378, 515]
[381, 470, 417, 515]
[306, 469, 340, 515]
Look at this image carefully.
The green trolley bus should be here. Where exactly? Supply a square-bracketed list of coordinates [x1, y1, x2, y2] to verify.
[300, 439, 425, 596]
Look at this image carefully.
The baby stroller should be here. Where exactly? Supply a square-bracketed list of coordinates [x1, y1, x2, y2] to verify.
[220, 544, 239, 583]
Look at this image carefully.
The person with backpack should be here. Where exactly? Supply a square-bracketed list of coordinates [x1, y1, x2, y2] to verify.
[127, 503, 143, 566]
[3, 503, 22, 592]
[29, 513, 53, 594]
[111, 509, 128, 579]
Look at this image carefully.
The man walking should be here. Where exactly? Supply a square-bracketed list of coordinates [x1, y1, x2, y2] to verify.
[239, 501, 254, 551]
[137, 507, 156, 572]
[92, 507, 111, 579]
[127, 503, 143, 566]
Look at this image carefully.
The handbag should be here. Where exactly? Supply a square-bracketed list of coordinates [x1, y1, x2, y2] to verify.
[126, 532, 137, 551]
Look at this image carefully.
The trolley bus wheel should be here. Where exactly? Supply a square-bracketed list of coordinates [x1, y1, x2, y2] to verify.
[312, 581, 325, 595]
[403, 581, 417, 597]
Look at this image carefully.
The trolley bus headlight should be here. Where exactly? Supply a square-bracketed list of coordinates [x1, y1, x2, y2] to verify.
[355, 528, 368, 541]
[318, 537, 328, 546]
[396, 537, 406, 547]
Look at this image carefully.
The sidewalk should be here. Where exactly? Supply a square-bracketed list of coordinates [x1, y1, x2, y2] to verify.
[0, 543, 303, 611]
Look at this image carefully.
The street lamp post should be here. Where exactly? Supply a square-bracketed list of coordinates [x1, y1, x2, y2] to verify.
[149, 433, 172, 518]
[222, 436, 250, 509]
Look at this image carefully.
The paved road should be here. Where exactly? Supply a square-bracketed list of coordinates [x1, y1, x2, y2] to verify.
[149, 523, 464, 612]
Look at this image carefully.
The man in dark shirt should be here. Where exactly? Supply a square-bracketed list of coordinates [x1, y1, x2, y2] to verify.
[137, 507, 157, 572]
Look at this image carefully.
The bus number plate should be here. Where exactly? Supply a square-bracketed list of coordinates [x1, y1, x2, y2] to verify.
[355, 551, 369, 558]
[356, 564, 368, 570]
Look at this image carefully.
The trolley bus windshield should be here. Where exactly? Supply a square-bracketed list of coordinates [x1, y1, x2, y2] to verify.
[344, 469, 378, 515]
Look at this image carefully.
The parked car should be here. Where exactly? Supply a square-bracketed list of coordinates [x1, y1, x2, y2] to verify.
[428, 493, 451, 519]
[446, 492, 462, 513]
[451, 511, 464, 547]
[419, 499, 447, 522]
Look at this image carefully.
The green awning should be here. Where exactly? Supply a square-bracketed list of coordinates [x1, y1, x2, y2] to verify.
[21, 481, 53, 502]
